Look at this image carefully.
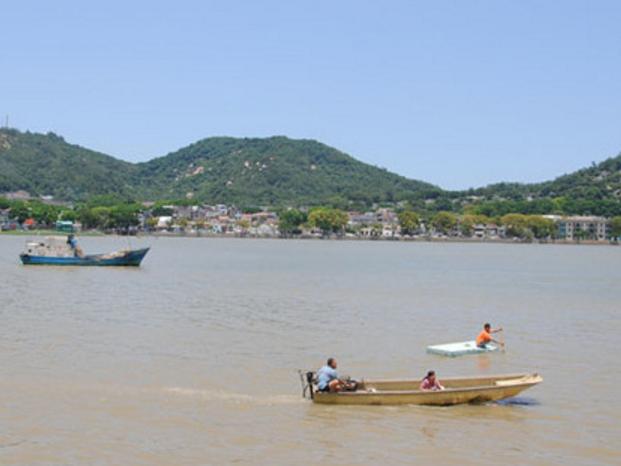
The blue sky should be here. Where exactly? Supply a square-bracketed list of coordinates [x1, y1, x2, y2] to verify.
[3, 1, 621, 190]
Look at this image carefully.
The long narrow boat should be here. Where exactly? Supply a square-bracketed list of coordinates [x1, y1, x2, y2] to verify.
[426, 340, 500, 357]
[19, 236, 150, 266]
[303, 373, 542, 406]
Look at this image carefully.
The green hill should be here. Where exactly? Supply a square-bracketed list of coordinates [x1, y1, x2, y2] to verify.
[0, 129, 437, 206]
[2, 127, 621, 216]
[0, 129, 138, 200]
[468, 156, 621, 201]
[135, 136, 437, 206]
[459, 154, 621, 217]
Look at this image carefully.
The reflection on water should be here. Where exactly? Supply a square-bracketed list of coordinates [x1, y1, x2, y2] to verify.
[420, 420, 438, 441]
[1, 235, 620, 465]
[496, 397, 540, 406]
[475, 354, 493, 370]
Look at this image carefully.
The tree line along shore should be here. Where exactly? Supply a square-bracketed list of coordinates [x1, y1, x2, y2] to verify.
[2, 196, 621, 243]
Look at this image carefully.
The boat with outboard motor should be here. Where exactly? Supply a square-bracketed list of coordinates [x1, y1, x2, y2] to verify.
[300, 371, 542, 406]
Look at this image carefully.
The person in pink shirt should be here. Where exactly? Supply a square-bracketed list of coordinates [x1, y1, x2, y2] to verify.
[421, 370, 444, 390]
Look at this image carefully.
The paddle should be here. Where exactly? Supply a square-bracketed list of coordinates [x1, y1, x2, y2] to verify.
[501, 329, 506, 353]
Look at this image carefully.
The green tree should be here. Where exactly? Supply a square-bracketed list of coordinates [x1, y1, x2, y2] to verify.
[241, 206, 262, 214]
[30, 202, 60, 228]
[502, 213, 528, 238]
[322, 195, 350, 211]
[146, 217, 159, 231]
[398, 210, 420, 236]
[9, 201, 30, 225]
[432, 197, 453, 213]
[151, 205, 174, 217]
[236, 219, 250, 234]
[459, 214, 490, 237]
[77, 207, 97, 230]
[611, 216, 621, 241]
[371, 222, 383, 237]
[108, 204, 141, 232]
[278, 209, 307, 235]
[572, 229, 589, 243]
[86, 193, 133, 208]
[59, 208, 78, 222]
[308, 208, 349, 235]
[78, 206, 111, 230]
[527, 215, 556, 240]
[178, 218, 189, 231]
[431, 211, 457, 235]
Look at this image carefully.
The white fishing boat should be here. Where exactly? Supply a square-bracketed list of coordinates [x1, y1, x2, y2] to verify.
[426, 340, 500, 357]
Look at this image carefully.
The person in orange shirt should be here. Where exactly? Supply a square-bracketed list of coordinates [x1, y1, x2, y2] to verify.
[476, 323, 504, 349]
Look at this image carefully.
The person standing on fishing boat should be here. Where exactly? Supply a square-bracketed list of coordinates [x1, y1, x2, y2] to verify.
[476, 323, 504, 348]
[317, 358, 352, 392]
[66, 234, 78, 257]
[421, 370, 444, 390]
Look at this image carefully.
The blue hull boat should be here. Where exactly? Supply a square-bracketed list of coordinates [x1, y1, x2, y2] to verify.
[20, 236, 150, 266]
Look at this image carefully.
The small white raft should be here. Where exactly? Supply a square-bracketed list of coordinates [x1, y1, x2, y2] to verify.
[426, 340, 499, 357]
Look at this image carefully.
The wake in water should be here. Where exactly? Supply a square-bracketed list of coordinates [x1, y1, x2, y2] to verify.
[159, 386, 304, 406]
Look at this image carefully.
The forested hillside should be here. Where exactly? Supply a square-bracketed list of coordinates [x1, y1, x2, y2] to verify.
[461, 155, 621, 217]
[0, 129, 138, 200]
[135, 136, 437, 206]
[0, 129, 437, 207]
[2, 127, 621, 216]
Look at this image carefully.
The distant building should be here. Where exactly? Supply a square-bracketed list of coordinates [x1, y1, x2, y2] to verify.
[56, 220, 74, 232]
[157, 216, 173, 230]
[556, 216, 610, 241]
[1, 209, 10, 230]
[5, 190, 31, 201]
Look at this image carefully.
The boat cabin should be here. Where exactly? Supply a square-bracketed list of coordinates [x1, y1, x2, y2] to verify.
[23, 236, 81, 258]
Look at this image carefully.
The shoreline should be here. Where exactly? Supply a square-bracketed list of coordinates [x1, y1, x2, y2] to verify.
[135, 232, 619, 246]
[2, 230, 617, 246]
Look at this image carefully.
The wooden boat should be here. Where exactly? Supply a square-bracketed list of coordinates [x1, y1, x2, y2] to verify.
[19, 236, 150, 266]
[426, 340, 500, 357]
[303, 373, 542, 406]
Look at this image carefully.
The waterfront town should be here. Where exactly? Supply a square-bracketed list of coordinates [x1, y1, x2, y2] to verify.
[135, 204, 615, 243]
[1, 190, 618, 243]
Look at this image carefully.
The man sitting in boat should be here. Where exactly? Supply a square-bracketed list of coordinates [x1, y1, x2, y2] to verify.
[421, 370, 444, 390]
[316, 358, 353, 393]
[476, 323, 504, 349]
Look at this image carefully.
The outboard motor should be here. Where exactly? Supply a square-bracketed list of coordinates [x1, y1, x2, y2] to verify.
[344, 377, 359, 392]
[306, 371, 315, 399]
[299, 370, 317, 399]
